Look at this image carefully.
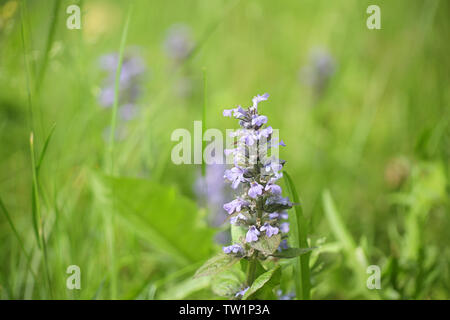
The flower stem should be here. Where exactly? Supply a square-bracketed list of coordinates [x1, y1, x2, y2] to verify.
[246, 257, 257, 287]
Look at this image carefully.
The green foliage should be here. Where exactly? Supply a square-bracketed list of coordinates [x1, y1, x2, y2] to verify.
[92, 173, 216, 264]
[0, 0, 448, 300]
[248, 234, 281, 256]
[284, 171, 311, 300]
[242, 266, 281, 300]
[271, 248, 315, 259]
[211, 269, 245, 298]
[194, 254, 240, 278]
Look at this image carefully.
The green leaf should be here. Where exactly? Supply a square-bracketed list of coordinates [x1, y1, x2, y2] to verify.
[211, 269, 245, 298]
[271, 247, 315, 259]
[194, 254, 240, 278]
[249, 233, 281, 256]
[159, 276, 211, 300]
[242, 266, 281, 300]
[283, 170, 311, 300]
[91, 173, 216, 264]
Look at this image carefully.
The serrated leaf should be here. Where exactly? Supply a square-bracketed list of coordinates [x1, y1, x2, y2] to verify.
[242, 266, 281, 300]
[271, 247, 315, 259]
[249, 233, 281, 256]
[194, 254, 240, 278]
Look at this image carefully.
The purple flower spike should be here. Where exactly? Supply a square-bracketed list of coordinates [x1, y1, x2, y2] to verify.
[221, 93, 294, 259]
[260, 223, 279, 237]
[246, 225, 260, 242]
[280, 222, 289, 234]
[248, 182, 263, 198]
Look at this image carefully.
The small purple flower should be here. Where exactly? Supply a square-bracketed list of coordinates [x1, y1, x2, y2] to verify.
[263, 160, 283, 174]
[279, 140, 286, 147]
[223, 198, 248, 214]
[278, 239, 289, 251]
[248, 182, 263, 198]
[280, 222, 289, 234]
[223, 109, 233, 117]
[268, 213, 279, 219]
[233, 106, 247, 118]
[280, 211, 288, 220]
[265, 183, 282, 195]
[260, 223, 279, 237]
[240, 130, 257, 146]
[235, 286, 249, 298]
[251, 115, 268, 127]
[258, 126, 273, 139]
[230, 213, 247, 225]
[246, 225, 260, 242]
[252, 93, 269, 109]
[224, 166, 245, 189]
[223, 244, 244, 255]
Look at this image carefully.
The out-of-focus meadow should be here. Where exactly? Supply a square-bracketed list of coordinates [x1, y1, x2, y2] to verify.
[0, 0, 449, 299]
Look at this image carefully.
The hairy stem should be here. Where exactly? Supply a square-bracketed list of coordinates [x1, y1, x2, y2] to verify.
[246, 257, 257, 287]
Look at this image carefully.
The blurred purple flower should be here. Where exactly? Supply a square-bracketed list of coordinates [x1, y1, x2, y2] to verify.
[163, 24, 194, 61]
[280, 222, 289, 234]
[300, 47, 336, 97]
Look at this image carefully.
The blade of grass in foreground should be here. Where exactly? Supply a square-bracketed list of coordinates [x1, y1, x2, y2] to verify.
[0, 196, 37, 281]
[283, 171, 311, 300]
[102, 4, 133, 299]
[36, 123, 56, 175]
[35, 0, 61, 93]
[322, 190, 369, 295]
[30, 132, 53, 298]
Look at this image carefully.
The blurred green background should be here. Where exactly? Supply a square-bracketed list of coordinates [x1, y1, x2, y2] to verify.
[0, 0, 448, 299]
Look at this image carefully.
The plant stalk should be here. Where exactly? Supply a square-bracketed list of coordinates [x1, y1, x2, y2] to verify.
[246, 257, 257, 287]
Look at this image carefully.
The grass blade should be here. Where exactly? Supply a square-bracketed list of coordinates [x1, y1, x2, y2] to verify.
[283, 170, 311, 300]
[36, 123, 56, 175]
[0, 196, 37, 281]
[35, 0, 61, 92]
[29, 133, 42, 248]
[322, 190, 369, 294]
[106, 5, 133, 174]
[102, 4, 133, 299]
